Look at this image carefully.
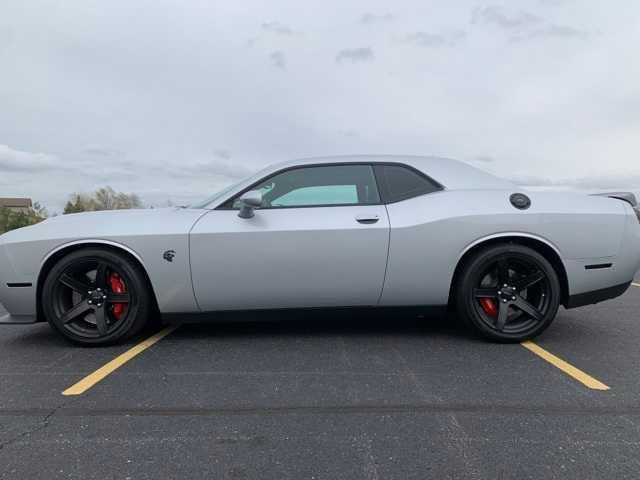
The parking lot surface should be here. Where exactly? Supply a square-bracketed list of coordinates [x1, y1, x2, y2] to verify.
[1, 282, 640, 479]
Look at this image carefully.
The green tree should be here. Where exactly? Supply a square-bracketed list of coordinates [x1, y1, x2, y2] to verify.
[63, 187, 143, 214]
[64, 194, 96, 214]
[0, 203, 48, 234]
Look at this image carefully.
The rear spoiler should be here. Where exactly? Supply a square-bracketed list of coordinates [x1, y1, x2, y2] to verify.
[593, 192, 640, 223]
[592, 192, 638, 207]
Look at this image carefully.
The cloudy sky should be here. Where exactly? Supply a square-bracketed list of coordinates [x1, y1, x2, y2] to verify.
[1, 0, 639, 212]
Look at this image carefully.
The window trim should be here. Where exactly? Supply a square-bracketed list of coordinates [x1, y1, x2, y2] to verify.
[373, 163, 445, 204]
[215, 161, 445, 210]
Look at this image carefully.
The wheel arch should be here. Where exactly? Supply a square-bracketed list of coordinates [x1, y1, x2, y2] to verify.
[36, 240, 160, 322]
[448, 234, 570, 309]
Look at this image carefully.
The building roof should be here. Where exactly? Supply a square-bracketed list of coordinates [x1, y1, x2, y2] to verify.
[0, 198, 33, 208]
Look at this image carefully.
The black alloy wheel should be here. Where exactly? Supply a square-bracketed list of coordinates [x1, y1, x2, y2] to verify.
[456, 244, 561, 342]
[42, 248, 151, 346]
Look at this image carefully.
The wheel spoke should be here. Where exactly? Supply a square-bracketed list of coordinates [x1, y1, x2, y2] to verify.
[108, 293, 130, 303]
[94, 262, 108, 288]
[61, 302, 93, 324]
[513, 296, 544, 321]
[495, 301, 509, 331]
[474, 288, 498, 298]
[59, 274, 92, 294]
[94, 307, 108, 335]
[514, 271, 545, 292]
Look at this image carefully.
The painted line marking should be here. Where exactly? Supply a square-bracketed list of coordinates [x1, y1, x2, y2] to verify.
[632, 282, 640, 288]
[521, 341, 609, 391]
[62, 326, 179, 396]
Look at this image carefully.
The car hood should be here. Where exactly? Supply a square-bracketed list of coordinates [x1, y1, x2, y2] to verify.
[0, 208, 208, 245]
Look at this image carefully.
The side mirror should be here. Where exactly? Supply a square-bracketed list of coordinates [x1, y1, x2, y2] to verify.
[237, 190, 263, 219]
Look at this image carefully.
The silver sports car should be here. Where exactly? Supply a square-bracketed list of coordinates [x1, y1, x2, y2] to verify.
[1, 155, 639, 345]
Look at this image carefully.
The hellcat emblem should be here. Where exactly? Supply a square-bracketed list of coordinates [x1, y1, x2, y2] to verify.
[163, 250, 176, 262]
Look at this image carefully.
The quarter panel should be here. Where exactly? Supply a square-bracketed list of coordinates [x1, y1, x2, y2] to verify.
[380, 190, 627, 306]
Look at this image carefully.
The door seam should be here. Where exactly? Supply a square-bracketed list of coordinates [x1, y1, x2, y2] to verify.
[376, 205, 392, 306]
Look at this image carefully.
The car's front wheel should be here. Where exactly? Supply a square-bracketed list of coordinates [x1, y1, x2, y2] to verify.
[455, 244, 561, 342]
[42, 248, 151, 346]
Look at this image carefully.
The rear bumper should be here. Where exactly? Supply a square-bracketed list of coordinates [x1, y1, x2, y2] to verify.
[565, 281, 631, 309]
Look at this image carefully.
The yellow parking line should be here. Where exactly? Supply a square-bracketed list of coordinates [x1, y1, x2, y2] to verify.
[521, 341, 610, 391]
[62, 326, 179, 396]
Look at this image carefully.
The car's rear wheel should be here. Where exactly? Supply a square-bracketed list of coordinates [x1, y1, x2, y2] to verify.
[42, 248, 151, 346]
[455, 244, 561, 342]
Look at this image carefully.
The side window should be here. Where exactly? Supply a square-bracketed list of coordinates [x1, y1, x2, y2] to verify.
[226, 165, 381, 209]
[374, 164, 442, 203]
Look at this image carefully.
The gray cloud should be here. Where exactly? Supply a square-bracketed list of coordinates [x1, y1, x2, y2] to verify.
[0, 0, 638, 213]
[261, 21, 296, 36]
[340, 129, 360, 138]
[402, 31, 466, 48]
[360, 13, 394, 25]
[538, 0, 570, 5]
[81, 146, 124, 157]
[471, 5, 543, 29]
[213, 149, 231, 160]
[0, 27, 14, 54]
[474, 155, 495, 163]
[336, 47, 374, 64]
[174, 159, 258, 180]
[517, 24, 591, 41]
[509, 174, 640, 191]
[269, 50, 286, 70]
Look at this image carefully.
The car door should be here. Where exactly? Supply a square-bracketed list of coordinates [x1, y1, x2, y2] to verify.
[189, 164, 390, 311]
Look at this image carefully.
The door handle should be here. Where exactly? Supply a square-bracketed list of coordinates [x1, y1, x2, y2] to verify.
[355, 214, 380, 224]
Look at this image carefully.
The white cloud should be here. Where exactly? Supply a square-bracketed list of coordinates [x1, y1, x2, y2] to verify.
[0, 144, 62, 172]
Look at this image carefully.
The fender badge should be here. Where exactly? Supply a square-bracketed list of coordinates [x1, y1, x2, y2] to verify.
[163, 250, 176, 262]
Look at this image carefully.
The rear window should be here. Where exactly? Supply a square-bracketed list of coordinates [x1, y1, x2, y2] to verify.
[374, 164, 442, 203]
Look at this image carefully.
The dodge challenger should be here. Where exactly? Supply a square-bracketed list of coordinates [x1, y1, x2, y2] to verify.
[1, 155, 639, 345]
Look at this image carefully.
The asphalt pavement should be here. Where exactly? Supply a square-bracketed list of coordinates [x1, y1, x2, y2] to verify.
[1, 282, 640, 479]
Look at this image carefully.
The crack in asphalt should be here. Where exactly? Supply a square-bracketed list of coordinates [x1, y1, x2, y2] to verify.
[0, 400, 70, 451]
[2, 403, 640, 418]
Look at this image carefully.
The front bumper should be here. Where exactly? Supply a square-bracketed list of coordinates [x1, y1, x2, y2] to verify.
[0, 239, 39, 322]
[0, 301, 37, 324]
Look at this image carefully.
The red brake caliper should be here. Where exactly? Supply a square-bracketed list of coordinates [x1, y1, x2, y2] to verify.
[109, 273, 127, 320]
[479, 298, 498, 317]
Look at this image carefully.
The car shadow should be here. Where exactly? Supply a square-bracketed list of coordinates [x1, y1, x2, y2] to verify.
[166, 308, 482, 343]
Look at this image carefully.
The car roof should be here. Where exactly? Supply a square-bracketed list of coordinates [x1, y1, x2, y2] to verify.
[272, 155, 515, 191]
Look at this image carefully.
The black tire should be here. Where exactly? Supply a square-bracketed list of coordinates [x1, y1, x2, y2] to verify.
[455, 244, 561, 343]
[42, 248, 151, 346]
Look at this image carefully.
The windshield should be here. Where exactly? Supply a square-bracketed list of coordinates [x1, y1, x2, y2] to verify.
[190, 181, 242, 209]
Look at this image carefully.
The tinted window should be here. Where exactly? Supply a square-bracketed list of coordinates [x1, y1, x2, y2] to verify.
[374, 164, 441, 203]
[226, 164, 380, 208]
